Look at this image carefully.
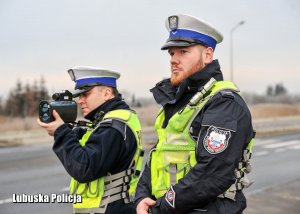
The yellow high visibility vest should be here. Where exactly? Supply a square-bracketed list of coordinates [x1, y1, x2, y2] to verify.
[70, 109, 143, 210]
[150, 80, 242, 198]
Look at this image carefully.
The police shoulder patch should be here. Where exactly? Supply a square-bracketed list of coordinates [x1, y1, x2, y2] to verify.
[203, 126, 231, 154]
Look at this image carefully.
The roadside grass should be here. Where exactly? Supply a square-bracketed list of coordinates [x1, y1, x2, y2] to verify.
[250, 103, 300, 119]
[0, 116, 40, 132]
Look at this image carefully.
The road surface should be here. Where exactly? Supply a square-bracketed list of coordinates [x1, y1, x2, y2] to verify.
[0, 133, 300, 213]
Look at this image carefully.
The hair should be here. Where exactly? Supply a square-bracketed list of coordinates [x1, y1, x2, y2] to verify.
[97, 85, 119, 98]
[196, 44, 214, 65]
[111, 87, 119, 97]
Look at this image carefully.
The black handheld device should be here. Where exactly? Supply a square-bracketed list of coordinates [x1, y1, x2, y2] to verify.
[39, 90, 77, 123]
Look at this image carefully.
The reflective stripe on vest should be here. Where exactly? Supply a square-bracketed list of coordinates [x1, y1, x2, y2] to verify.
[150, 80, 242, 198]
[70, 109, 143, 211]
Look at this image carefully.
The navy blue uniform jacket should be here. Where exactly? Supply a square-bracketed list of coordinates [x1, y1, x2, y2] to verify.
[53, 97, 137, 214]
[134, 60, 254, 214]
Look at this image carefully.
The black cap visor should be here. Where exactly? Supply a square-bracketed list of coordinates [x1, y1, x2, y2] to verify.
[161, 37, 208, 50]
[71, 86, 93, 98]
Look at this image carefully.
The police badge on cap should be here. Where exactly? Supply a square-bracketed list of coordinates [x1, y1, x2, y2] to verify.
[168, 16, 178, 31]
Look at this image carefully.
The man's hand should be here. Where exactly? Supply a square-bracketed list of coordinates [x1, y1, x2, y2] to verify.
[136, 197, 156, 214]
[37, 110, 64, 136]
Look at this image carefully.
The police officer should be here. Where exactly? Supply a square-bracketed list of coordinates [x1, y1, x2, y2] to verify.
[38, 66, 144, 214]
[134, 14, 255, 214]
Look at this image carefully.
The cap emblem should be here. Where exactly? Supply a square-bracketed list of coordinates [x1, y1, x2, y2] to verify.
[168, 16, 178, 31]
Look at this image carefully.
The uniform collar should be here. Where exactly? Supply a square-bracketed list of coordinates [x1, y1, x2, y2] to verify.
[150, 59, 223, 106]
[84, 96, 129, 122]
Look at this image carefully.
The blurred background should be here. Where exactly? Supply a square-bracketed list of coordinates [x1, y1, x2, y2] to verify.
[0, 0, 300, 213]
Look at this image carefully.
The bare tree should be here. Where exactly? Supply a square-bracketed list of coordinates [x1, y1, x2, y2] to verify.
[0, 96, 3, 115]
[3, 77, 50, 117]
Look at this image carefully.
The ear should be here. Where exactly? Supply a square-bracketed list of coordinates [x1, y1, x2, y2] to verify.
[202, 47, 214, 65]
[103, 87, 114, 101]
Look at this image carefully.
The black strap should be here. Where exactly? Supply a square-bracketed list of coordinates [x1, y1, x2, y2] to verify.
[99, 119, 127, 139]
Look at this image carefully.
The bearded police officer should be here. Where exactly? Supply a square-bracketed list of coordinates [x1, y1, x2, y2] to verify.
[38, 67, 144, 214]
[134, 14, 255, 214]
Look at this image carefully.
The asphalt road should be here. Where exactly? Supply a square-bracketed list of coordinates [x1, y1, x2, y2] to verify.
[245, 133, 300, 195]
[0, 133, 300, 213]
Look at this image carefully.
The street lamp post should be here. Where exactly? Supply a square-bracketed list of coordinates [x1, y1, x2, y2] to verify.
[230, 21, 245, 82]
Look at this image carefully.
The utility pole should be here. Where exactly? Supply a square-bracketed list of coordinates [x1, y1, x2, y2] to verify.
[230, 21, 245, 82]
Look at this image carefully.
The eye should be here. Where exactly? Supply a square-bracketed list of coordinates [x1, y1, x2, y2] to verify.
[180, 49, 188, 54]
[79, 93, 87, 99]
[168, 50, 174, 56]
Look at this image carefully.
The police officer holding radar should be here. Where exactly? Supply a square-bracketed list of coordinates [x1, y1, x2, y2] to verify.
[135, 14, 255, 214]
[38, 67, 144, 214]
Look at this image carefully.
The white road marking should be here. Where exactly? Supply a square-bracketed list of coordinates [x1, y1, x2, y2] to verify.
[60, 187, 69, 192]
[274, 148, 286, 153]
[254, 151, 269, 156]
[254, 139, 278, 145]
[0, 197, 12, 205]
[253, 140, 300, 156]
[291, 145, 300, 150]
[262, 140, 299, 149]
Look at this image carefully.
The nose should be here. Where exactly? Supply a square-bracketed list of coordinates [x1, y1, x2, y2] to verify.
[78, 96, 84, 105]
[170, 53, 179, 65]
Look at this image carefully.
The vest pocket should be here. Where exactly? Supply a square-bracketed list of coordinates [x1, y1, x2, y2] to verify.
[151, 151, 169, 198]
[70, 179, 88, 197]
[86, 179, 99, 197]
[151, 150, 195, 198]
[70, 178, 104, 198]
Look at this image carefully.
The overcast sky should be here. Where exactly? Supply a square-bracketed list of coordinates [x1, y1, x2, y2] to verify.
[1, 0, 299, 100]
